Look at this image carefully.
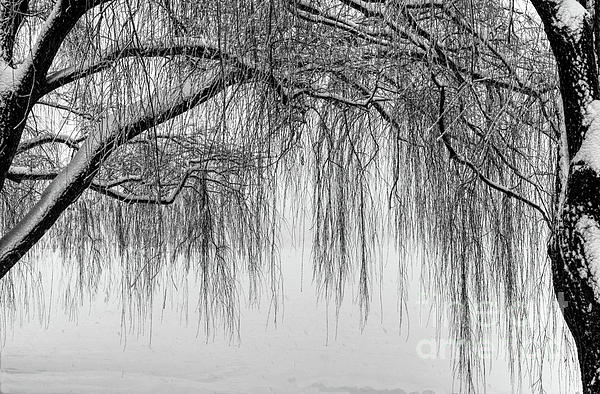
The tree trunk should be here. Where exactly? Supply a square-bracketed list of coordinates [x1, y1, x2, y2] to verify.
[531, 1, 600, 392]
[550, 194, 600, 393]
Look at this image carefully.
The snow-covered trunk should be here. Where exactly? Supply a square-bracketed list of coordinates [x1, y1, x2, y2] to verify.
[550, 173, 600, 393]
[548, 99, 600, 391]
[532, 1, 600, 392]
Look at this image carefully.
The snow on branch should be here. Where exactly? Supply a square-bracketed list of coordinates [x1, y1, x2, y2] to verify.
[6, 166, 58, 182]
[552, 0, 588, 41]
[16, 133, 84, 153]
[573, 100, 600, 173]
[7, 167, 194, 205]
[574, 215, 600, 302]
[42, 38, 258, 95]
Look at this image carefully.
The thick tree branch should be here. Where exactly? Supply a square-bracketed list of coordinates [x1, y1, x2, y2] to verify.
[403, 0, 444, 9]
[16, 133, 83, 153]
[6, 166, 57, 181]
[42, 38, 258, 95]
[0, 0, 110, 196]
[7, 167, 193, 204]
[0, 67, 246, 277]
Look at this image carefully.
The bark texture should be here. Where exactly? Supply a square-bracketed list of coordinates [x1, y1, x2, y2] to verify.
[533, 0, 600, 391]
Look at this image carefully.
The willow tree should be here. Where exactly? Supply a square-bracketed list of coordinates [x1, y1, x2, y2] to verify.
[0, 0, 596, 392]
[0, 0, 297, 337]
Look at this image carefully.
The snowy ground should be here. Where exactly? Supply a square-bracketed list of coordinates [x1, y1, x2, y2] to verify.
[0, 244, 572, 394]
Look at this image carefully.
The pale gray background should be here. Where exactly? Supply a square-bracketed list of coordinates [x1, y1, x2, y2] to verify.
[0, 242, 570, 393]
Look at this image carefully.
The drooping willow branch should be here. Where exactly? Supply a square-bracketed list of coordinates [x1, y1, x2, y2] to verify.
[88, 167, 216, 205]
[7, 167, 208, 205]
[36, 100, 95, 120]
[288, 0, 546, 98]
[434, 77, 551, 226]
[19, 0, 113, 87]
[287, 0, 392, 47]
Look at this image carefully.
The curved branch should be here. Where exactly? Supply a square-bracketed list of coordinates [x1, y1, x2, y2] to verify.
[43, 38, 251, 94]
[16, 133, 83, 153]
[434, 78, 551, 226]
[89, 171, 192, 205]
[6, 166, 58, 182]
